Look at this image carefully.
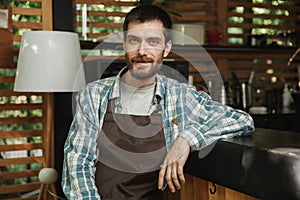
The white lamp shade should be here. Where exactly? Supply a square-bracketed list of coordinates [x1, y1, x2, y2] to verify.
[14, 31, 86, 92]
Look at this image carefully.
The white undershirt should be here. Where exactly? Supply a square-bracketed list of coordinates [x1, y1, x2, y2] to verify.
[119, 80, 155, 115]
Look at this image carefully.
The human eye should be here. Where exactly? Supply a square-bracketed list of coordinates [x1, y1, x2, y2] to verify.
[148, 38, 160, 46]
[127, 36, 140, 44]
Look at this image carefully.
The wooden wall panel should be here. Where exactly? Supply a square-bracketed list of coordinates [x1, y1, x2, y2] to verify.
[74, 0, 136, 40]
[227, 0, 300, 46]
[0, 0, 53, 199]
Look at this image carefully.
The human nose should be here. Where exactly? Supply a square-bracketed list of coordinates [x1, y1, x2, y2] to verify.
[137, 40, 149, 55]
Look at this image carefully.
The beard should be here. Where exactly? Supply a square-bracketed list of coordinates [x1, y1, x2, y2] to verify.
[125, 53, 164, 80]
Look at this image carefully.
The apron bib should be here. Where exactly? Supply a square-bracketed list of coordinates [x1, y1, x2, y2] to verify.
[96, 100, 167, 200]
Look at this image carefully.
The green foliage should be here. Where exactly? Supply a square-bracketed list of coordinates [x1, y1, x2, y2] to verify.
[0, 0, 12, 6]
[11, 1, 41, 36]
[76, 3, 132, 41]
[0, 94, 43, 184]
[228, 0, 296, 44]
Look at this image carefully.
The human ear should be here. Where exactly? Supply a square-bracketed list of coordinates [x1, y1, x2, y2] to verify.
[163, 40, 172, 57]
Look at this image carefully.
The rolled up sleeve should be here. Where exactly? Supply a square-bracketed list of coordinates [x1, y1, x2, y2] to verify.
[180, 90, 254, 151]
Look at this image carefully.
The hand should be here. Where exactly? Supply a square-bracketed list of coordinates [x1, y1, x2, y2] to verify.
[158, 136, 190, 193]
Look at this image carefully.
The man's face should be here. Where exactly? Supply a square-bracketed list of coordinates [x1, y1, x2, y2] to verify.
[123, 20, 171, 80]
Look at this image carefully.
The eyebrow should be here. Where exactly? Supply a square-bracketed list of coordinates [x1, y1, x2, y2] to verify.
[126, 35, 139, 39]
[147, 37, 163, 41]
[126, 34, 163, 41]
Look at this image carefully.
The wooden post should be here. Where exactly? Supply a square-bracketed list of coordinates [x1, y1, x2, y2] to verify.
[38, 0, 57, 199]
[216, 0, 228, 45]
[0, 5, 13, 68]
[42, 0, 53, 31]
[38, 92, 56, 200]
[43, 93, 54, 168]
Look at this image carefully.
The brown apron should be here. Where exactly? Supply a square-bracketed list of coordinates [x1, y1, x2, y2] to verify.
[96, 100, 167, 200]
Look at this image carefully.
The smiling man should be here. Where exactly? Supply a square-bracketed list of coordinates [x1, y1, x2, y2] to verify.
[62, 5, 254, 200]
[124, 21, 171, 82]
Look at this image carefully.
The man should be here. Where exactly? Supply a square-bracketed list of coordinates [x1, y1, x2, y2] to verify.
[62, 5, 254, 200]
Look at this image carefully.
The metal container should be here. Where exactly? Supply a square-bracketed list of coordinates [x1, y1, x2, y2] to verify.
[241, 82, 252, 111]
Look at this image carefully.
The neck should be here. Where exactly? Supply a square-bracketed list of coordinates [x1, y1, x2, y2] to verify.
[122, 71, 156, 88]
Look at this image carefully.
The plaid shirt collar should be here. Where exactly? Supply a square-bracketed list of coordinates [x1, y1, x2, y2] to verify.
[108, 66, 166, 103]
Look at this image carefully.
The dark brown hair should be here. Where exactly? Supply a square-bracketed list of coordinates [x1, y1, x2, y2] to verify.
[123, 5, 172, 43]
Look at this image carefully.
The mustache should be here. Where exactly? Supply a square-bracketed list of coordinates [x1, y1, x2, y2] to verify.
[131, 56, 153, 62]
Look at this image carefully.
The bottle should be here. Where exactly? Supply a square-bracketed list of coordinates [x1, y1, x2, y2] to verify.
[220, 85, 226, 105]
[241, 82, 252, 111]
[282, 83, 293, 108]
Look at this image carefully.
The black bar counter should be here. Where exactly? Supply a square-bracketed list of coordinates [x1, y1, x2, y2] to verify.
[184, 128, 300, 200]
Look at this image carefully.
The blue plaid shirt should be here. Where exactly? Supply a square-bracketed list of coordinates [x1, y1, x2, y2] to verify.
[62, 68, 254, 199]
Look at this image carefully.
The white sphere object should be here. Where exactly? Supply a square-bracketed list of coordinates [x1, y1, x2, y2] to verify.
[38, 168, 58, 184]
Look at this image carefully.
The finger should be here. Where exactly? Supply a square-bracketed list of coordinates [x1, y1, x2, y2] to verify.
[166, 165, 175, 193]
[177, 164, 185, 184]
[158, 164, 166, 189]
[171, 163, 181, 190]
